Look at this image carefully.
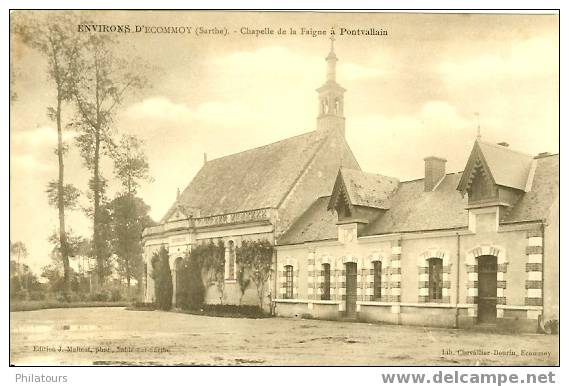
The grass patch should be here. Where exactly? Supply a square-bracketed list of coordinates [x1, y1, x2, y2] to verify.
[125, 302, 272, 318]
[176, 304, 272, 319]
[10, 300, 130, 312]
[125, 302, 157, 311]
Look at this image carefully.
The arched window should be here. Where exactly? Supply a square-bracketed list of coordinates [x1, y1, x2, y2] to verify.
[322, 263, 331, 300]
[285, 265, 294, 299]
[227, 240, 235, 280]
[373, 260, 382, 301]
[428, 258, 443, 302]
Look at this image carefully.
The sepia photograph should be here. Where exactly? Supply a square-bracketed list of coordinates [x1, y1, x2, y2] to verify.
[9, 10, 559, 366]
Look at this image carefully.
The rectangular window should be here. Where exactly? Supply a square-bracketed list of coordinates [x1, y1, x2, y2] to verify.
[373, 261, 382, 300]
[285, 265, 293, 299]
[428, 258, 443, 302]
[322, 263, 331, 300]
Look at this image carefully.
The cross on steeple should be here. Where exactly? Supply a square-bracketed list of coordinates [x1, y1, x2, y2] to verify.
[474, 112, 482, 140]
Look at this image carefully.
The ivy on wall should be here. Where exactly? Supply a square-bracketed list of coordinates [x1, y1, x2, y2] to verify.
[236, 239, 274, 309]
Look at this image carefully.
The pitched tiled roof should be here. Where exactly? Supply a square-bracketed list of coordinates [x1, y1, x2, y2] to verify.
[477, 141, 534, 190]
[278, 196, 338, 245]
[279, 173, 468, 245]
[278, 153, 559, 245]
[161, 131, 327, 221]
[361, 173, 468, 236]
[503, 154, 559, 223]
[337, 168, 399, 209]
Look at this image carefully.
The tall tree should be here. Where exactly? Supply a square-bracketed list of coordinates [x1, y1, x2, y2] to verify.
[10, 241, 28, 288]
[113, 135, 151, 195]
[14, 13, 81, 296]
[110, 134, 152, 290]
[71, 34, 147, 285]
[107, 195, 154, 289]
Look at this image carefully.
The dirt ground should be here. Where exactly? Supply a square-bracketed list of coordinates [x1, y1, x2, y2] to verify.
[10, 307, 558, 366]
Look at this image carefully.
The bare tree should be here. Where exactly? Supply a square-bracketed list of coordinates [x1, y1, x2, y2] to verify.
[71, 34, 147, 285]
[14, 12, 81, 296]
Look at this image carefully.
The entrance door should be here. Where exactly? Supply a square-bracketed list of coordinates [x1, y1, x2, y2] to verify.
[345, 262, 357, 319]
[477, 255, 498, 324]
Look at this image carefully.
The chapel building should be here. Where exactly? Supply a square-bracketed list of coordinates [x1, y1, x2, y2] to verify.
[143, 41, 558, 332]
[141, 39, 359, 306]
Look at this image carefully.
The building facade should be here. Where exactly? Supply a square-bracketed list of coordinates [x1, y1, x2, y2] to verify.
[275, 141, 558, 332]
[141, 39, 359, 307]
[143, 40, 558, 332]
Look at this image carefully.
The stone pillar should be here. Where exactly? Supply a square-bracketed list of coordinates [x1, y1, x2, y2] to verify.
[390, 240, 402, 303]
[525, 229, 544, 320]
[307, 252, 316, 300]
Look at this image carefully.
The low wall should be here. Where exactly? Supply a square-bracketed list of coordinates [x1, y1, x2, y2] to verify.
[400, 305, 457, 328]
[274, 300, 539, 332]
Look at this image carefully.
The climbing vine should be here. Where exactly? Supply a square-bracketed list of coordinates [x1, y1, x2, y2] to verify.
[236, 239, 274, 309]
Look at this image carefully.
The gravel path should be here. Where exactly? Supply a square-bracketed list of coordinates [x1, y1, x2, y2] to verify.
[10, 307, 558, 366]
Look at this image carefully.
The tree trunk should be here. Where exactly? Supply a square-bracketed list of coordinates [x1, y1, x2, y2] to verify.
[94, 130, 103, 285]
[56, 94, 71, 297]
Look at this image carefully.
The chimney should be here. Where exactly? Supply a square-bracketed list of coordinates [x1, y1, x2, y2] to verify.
[497, 142, 509, 147]
[203, 152, 208, 164]
[424, 156, 447, 192]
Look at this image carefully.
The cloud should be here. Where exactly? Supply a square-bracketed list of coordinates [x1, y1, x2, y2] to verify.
[12, 126, 76, 148]
[438, 36, 558, 83]
[215, 45, 384, 82]
[348, 101, 475, 179]
[10, 154, 54, 172]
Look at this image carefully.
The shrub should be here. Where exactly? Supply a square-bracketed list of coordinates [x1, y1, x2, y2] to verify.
[175, 251, 206, 310]
[182, 304, 269, 318]
[110, 288, 122, 302]
[151, 246, 172, 311]
[28, 291, 46, 301]
[544, 319, 559, 335]
[89, 291, 110, 302]
[129, 301, 157, 311]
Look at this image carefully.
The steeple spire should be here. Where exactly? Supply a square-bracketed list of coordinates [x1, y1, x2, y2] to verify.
[317, 36, 346, 135]
[326, 36, 338, 82]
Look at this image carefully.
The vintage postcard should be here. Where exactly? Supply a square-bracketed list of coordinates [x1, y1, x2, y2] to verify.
[9, 10, 559, 367]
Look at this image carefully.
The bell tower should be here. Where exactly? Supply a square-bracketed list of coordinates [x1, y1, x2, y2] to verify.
[317, 36, 346, 135]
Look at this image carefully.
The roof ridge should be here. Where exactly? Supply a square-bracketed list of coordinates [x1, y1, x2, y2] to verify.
[341, 167, 399, 181]
[478, 140, 533, 158]
[534, 152, 559, 159]
[206, 130, 318, 164]
[399, 171, 463, 184]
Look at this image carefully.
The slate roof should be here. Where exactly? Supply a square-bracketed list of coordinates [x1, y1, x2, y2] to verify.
[161, 131, 327, 222]
[503, 154, 559, 223]
[477, 141, 534, 190]
[336, 168, 399, 209]
[361, 173, 468, 236]
[278, 196, 338, 245]
[278, 153, 559, 245]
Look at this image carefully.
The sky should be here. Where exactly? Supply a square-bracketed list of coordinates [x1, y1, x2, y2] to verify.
[10, 11, 559, 274]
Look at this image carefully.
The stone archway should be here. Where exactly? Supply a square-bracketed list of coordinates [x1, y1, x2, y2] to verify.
[465, 245, 507, 320]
